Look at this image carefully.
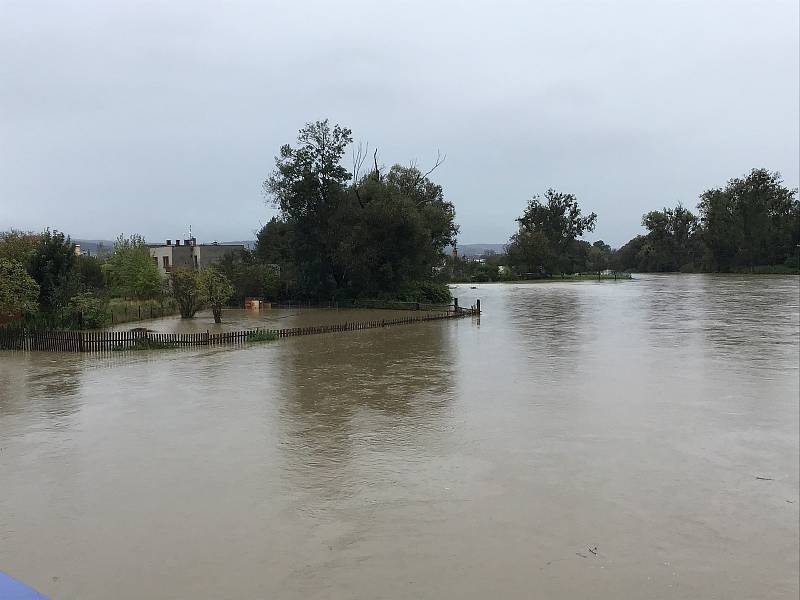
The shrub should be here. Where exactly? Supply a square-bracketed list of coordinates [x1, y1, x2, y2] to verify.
[397, 281, 452, 304]
[114, 337, 175, 351]
[247, 329, 278, 342]
[65, 292, 110, 329]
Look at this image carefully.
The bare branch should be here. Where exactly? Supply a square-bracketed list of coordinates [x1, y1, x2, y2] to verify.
[421, 149, 446, 179]
[373, 148, 381, 179]
[351, 141, 368, 183]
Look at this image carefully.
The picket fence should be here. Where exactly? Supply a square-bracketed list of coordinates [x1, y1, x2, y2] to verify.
[0, 308, 479, 353]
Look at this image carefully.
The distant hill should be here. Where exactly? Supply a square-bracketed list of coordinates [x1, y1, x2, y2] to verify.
[457, 243, 506, 256]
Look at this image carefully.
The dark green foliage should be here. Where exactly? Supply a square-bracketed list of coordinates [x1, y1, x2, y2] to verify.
[613, 169, 798, 273]
[27, 229, 78, 313]
[255, 217, 294, 265]
[636, 204, 701, 272]
[581, 240, 612, 273]
[216, 249, 286, 304]
[261, 120, 458, 300]
[698, 169, 799, 271]
[396, 281, 452, 304]
[75, 254, 106, 292]
[506, 189, 597, 275]
[263, 120, 353, 297]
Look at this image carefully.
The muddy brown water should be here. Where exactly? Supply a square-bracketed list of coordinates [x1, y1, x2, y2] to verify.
[1, 275, 798, 599]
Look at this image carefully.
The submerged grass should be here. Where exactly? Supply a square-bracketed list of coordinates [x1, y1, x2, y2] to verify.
[247, 329, 278, 342]
[113, 338, 177, 351]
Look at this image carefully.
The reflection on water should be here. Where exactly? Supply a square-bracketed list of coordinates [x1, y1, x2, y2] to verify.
[0, 275, 797, 599]
[276, 323, 455, 502]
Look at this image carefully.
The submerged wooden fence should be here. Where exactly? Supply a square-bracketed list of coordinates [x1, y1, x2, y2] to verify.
[0, 307, 479, 353]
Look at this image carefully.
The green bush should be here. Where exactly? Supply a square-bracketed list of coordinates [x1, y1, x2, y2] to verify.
[115, 337, 175, 351]
[65, 292, 110, 329]
[396, 281, 452, 304]
[247, 329, 278, 342]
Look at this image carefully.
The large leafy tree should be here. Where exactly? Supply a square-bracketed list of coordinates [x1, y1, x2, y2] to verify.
[27, 229, 78, 313]
[699, 169, 799, 271]
[506, 189, 597, 274]
[103, 234, 162, 300]
[0, 258, 40, 321]
[333, 165, 458, 297]
[637, 204, 700, 272]
[264, 120, 352, 297]
[263, 120, 458, 300]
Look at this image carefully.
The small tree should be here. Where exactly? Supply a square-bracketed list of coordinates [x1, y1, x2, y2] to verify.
[0, 258, 40, 321]
[103, 234, 161, 300]
[199, 268, 234, 323]
[170, 267, 204, 318]
[64, 292, 110, 329]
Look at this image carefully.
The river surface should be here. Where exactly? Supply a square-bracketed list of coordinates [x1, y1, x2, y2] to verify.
[1, 275, 798, 599]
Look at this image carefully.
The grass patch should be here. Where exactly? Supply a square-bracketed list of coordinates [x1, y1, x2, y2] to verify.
[247, 329, 278, 342]
[113, 337, 177, 351]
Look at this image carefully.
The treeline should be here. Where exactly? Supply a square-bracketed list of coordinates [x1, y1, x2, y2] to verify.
[2, 121, 796, 326]
[450, 168, 798, 282]
[0, 231, 235, 327]
[614, 169, 799, 273]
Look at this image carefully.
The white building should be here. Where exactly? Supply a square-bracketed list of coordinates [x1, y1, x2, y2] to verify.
[148, 237, 245, 276]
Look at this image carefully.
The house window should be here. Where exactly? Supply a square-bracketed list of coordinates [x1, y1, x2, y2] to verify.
[163, 256, 170, 271]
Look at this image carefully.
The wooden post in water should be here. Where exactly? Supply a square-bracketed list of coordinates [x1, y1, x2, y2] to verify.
[476, 299, 481, 314]
[453, 297, 458, 314]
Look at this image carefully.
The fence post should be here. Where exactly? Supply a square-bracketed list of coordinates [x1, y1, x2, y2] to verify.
[453, 297, 458, 313]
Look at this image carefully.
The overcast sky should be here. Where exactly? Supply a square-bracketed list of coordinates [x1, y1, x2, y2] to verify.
[1, 0, 798, 247]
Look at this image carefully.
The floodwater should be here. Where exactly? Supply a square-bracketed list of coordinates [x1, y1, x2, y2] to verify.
[1, 275, 798, 599]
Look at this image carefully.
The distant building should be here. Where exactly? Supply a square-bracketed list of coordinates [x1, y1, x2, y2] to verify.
[74, 244, 81, 256]
[148, 238, 245, 276]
